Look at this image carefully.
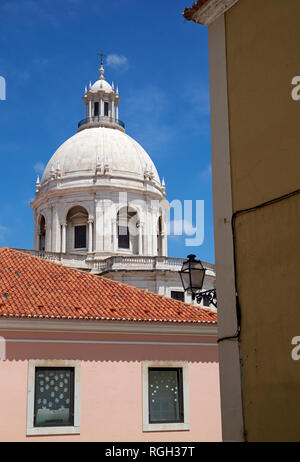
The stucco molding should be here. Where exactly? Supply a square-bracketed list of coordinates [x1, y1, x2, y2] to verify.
[5, 337, 218, 347]
[189, 0, 240, 25]
[0, 318, 218, 336]
[31, 182, 163, 211]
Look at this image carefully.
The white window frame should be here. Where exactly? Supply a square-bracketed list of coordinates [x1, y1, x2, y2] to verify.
[142, 361, 190, 432]
[26, 360, 81, 436]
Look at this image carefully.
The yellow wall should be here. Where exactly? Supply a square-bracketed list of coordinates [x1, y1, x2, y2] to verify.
[225, 0, 300, 441]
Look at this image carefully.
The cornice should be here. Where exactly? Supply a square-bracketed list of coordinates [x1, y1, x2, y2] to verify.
[31, 182, 164, 209]
[0, 318, 218, 336]
[185, 0, 240, 25]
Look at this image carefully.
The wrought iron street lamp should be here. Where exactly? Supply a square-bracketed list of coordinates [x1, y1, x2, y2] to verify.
[179, 254, 217, 308]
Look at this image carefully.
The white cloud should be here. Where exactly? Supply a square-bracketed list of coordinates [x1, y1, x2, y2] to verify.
[33, 162, 45, 175]
[23, 197, 35, 206]
[106, 54, 129, 71]
[198, 163, 212, 181]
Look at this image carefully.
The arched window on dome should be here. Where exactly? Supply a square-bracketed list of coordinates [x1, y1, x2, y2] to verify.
[66, 206, 89, 252]
[39, 215, 46, 251]
[117, 206, 139, 254]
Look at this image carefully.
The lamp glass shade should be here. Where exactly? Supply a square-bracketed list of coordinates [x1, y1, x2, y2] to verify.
[180, 271, 192, 292]
[179, 255, 206, 294]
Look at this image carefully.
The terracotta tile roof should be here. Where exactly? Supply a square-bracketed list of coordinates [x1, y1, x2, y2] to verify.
[0, 247, 217, 325]
[183, 0, 209, 21]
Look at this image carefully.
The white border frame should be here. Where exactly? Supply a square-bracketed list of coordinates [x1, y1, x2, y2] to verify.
[26, 360, 81, 436]
[142, 361, 190, 432]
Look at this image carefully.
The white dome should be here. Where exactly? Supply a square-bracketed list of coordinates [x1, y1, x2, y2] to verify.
[41, 127, 160, 186]
[90, 79, 113, 93]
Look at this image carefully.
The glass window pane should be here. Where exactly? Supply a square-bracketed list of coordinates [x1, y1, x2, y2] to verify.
[74, 225, 86, 249]
[171, 291, 184, 302]
[118, 225, 130, 249]
[148, 368, 183, 424]
[104, 102, 109, 116]
[179, 271, 191, 292]
[190, 267, 205, 291]
[34, 368, 74, 427]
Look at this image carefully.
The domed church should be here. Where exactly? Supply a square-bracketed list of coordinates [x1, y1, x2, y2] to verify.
[30, 59, 215, 306]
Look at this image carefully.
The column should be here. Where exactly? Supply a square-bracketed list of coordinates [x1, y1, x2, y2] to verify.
[138, 223, 143, 255]
[61, 223, 67, 254]
[45, 225, 51, 252]
[34, 214, 39, 251]
[103, 202, 112, 252]
[161, 217, 167, 257]
[52, 208, 60, 253]
[161, 234, 168, 257]
[152, 216, 158, 257]
[88, 100, 92, 118]
[112, 219, 117, 253]
[95, 201, 104, 253]
[36, 233, 41, 252]
[88, 218, 94, 253]
[145, 201, 152, 256]
[84, 103, 87, 120]
[112, 100, 115, 120]
[116, 104, 119, 121]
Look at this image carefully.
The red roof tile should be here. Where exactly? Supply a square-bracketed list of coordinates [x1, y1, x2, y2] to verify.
[183, 0, 209, 21]
[0, 248, 217, 325]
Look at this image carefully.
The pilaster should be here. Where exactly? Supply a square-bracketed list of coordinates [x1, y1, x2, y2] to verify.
[95, 200, 104, 253]
[103, 201, 112, 253]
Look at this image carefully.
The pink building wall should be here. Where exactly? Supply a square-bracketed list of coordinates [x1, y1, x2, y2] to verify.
[0, 329, 221, 442]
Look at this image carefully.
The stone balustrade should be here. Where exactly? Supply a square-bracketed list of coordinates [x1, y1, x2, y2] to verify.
[17, 250, 215, 277]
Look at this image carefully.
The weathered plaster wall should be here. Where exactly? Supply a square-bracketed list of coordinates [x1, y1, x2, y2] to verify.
[225, 0, 300, 441]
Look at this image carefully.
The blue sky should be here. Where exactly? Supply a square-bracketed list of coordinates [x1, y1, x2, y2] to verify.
[0, 0, 214, 263]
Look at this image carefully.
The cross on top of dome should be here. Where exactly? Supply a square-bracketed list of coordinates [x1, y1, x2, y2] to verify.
[98, 50, 106, 80]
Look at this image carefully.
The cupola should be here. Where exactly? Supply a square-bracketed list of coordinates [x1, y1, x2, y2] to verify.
[78, 54, 124, 133]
